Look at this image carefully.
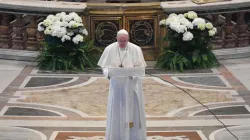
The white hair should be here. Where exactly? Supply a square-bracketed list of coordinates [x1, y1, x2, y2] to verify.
[117, 29, 128, 37]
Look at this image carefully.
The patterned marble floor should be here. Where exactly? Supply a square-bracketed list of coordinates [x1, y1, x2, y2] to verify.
[1, 60, 250, 140]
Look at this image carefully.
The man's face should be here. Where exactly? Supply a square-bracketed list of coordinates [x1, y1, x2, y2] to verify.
[117, 34, 129, 48]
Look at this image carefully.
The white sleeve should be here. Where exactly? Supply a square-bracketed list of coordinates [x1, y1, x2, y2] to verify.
[102, 68, 110, 79]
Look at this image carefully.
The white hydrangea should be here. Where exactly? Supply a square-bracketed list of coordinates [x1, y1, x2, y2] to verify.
[69, 12, 78, 17]
[52, 16, 60, 22]
[187, 11, 198, 19]
[192, 18, 206, 26]
[80, 28, 88, 36]
[159, 19, 166, 26]
[53, 21, 62, 27]
[168, 13, 177, 18]
[67, 31, 74, 36]
[51, 26, 67, 38]
[177, 25, 187, 33]
[184, 13, 188, 18]
[39, 12, 88, 44]
[169, 21, 180, 30]
[37, 22, 45, 31]
[46, 15, 55, 20]
[183, 31, 194, 41]
[44, 26, 52, 35]
[179, 17, 193, 29]
[209, 30, 216, 36]
[177, 14, 184, 19]
[197, 23, 206, 30]
[73, 34, 84, 44]
[170, 22, 187, 33]
[78, 23, 84, 27]
[69, 21, 79, 28]
[63, 15, 72, 22]
[185, 22, 194, 29]
[56, 12, 66, 19]
[166, 16, 179, 25]
[69, 12, 79, 20]
[61, 35, 71, 42]
[43, 19, 52, 27]
[61, 21, 69, 27]
[212, 27, 217, 33]
[74, 16, 82, 23]
[206, 22, 213, 29]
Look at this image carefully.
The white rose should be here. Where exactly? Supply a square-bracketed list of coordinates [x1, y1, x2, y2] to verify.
[183, 31, 194, 41]
[206, 22, 213, 30]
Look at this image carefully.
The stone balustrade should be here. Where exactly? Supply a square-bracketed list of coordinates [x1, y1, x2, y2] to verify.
[0, 0, 249, 53]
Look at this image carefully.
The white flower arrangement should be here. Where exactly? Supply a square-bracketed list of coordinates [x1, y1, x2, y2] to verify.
[38, 12, 88, 44]
[159, 11, 217, 41]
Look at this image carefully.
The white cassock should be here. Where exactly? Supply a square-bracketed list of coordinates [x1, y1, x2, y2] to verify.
[97, 42, 147, 140]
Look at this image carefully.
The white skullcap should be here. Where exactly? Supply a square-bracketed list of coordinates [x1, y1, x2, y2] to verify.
[117, 29, 128, 36]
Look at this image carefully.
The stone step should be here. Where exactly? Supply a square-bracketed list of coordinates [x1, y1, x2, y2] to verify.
[0, 49, 38, 62]
[213, 47, 250, 60]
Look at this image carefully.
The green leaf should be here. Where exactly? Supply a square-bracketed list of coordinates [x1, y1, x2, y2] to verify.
[202, 54, 208, 61]
[192, 49, 200, 62]
[69, 52, 76, 56]
[179, 61, 184, 72]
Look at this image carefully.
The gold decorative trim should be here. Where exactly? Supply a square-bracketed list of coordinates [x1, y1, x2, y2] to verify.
[192, 0, 231, 4]
[89, 10, 161, 15]
[86, 2, 161, 10]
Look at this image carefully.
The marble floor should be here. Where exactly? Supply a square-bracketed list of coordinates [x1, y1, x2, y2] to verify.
[0, 58, 250, 140]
